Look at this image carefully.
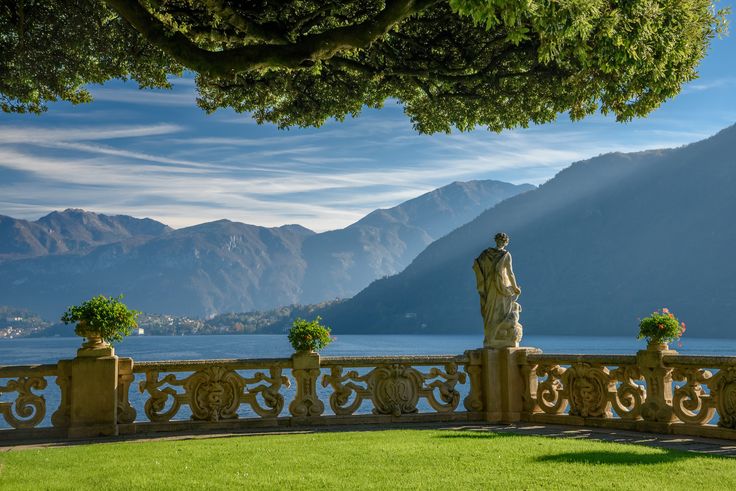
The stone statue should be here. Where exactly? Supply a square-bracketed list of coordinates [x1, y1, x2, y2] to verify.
[473, 232, 523, 348]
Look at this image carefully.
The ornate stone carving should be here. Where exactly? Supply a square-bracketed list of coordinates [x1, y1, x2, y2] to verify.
[0, 376, 47, 429]
[713, 367, 736, 429]
[473, 232, 523, 348]
[637, 349, 676, 423]
[289, 352, 324, 418]
[536, 364, 568, 415]
[289, 367, 324, 417]
[322, 363, 467, 417]
[565, 364, 612, 418]
[671, 367, 715, 425]
[609, 365, 645, 420]
[187, 366, 243, 421]
[370, 365, 423, 415]
[139, 365, 289, 422]
[531, 361, 645, 420]
[423, 363, 466, 413]
[322, 367, 370, 416]
[243, 368, 289, 418]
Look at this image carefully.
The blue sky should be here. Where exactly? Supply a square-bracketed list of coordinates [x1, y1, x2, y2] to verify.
[1, 8, 734, 232]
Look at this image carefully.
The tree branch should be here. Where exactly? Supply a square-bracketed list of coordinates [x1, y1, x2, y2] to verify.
[102, 0, 441, 77]
[200, 0, 289, 44]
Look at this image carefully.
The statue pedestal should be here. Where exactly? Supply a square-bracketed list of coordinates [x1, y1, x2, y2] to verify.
[485, 339, 520, 349]
[480, 346, 540, 423]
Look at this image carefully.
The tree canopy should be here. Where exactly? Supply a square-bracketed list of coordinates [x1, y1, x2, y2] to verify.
[0, 0, 728, 133]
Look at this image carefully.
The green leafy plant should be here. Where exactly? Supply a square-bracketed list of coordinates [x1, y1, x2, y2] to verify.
[637, 308, 686, 345]
[61, 295, 140, 344]
[288, 316, 333, 353]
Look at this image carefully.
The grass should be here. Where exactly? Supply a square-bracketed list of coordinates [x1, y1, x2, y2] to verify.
[1, 429, 735, 490]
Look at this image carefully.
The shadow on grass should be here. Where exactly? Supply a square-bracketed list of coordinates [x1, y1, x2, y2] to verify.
[435, 432, 508, 440]
[434, 431, 726, 465]
[536, 451, 693, 465]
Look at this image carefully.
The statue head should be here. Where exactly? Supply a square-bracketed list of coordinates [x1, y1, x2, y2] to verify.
[494, 232, 509, 248]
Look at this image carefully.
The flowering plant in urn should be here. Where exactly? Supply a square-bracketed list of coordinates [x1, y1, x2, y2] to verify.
[288, 316, 333, 353]
[637, 308, 686, 348]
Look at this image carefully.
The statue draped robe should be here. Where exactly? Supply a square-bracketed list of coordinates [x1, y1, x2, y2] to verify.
[473, 247, 522, 347]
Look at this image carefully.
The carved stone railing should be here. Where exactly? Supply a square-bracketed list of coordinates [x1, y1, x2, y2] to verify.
[320, 355, 473, 418]
[0, 363, 69, 437]
[664, 355, 736, 431]
[3, 346, 736, 442]
[124, 353, 480, 432]
[133, 358, 292, 425]
[519, 351, 736, 439]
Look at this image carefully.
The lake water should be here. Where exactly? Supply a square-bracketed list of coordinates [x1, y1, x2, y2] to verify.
[2, 334, 736, 365]
[2, 335, 734, 430]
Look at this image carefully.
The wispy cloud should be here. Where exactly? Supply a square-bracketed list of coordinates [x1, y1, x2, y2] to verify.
[89, 87, 197, 106]
[1, 44, 734, 233]
[0, 123, 182, 143]
[683, 77, 736, 93]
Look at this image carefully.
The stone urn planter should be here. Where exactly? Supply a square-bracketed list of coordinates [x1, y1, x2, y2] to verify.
[61, 295, 140, 356]
[287, 316, 333, 354]
[76, 320, 110, 350]
[638, 308, 685, 353]
[647, 340, 669, 351]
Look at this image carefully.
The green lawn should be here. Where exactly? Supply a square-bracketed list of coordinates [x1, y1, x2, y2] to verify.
[1, 429, 734, 490]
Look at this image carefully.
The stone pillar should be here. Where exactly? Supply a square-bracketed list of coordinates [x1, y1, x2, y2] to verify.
[481, 347, 540, 423]
[289, 351, 324, 419]
[637, 346, 677, 428]
[463, 349, 484, 413]
[68, 345, 119, 438]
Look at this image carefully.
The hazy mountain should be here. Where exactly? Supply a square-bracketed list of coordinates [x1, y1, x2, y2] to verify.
[0, 179, 531, 318]
[320, 124, 736, 339]
[1, 220, 314, 318]
[0, 209, 171, 261]
[300, 180, 534, 302]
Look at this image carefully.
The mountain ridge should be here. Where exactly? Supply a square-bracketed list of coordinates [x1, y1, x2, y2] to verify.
[0, 179, 533, 318]
[318, 124, 736, 338]
[0, 209, 172, 262]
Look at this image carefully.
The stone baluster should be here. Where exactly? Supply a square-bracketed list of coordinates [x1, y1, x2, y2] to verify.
[117, 357, 136, 425]
[289, 351, 325, 419]
[517, 351, 539, 416]
[51, 360, 72, 428]
[463, 349, 484, 413]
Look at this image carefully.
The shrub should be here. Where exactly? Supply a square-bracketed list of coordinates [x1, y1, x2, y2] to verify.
[637, 308, 686, 345]
[288, 316, 333, 353]
[61, 295, 140, 344]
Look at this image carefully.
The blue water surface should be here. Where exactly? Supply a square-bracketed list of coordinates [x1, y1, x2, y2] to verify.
[2, 334, 736, 365]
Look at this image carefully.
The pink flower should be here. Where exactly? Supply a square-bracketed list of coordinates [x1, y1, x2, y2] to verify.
[662, 308, 670, 314]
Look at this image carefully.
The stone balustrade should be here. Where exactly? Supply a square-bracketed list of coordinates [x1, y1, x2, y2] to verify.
[2, 346, 736, 441]
[519, 350, 736, 439]
[0, 363, 58, 430]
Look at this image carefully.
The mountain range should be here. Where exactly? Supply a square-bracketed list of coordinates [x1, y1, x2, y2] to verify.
[319, 124, 736, 339]
[0, 209, 171, 261]
[0, 180, 532, 318]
